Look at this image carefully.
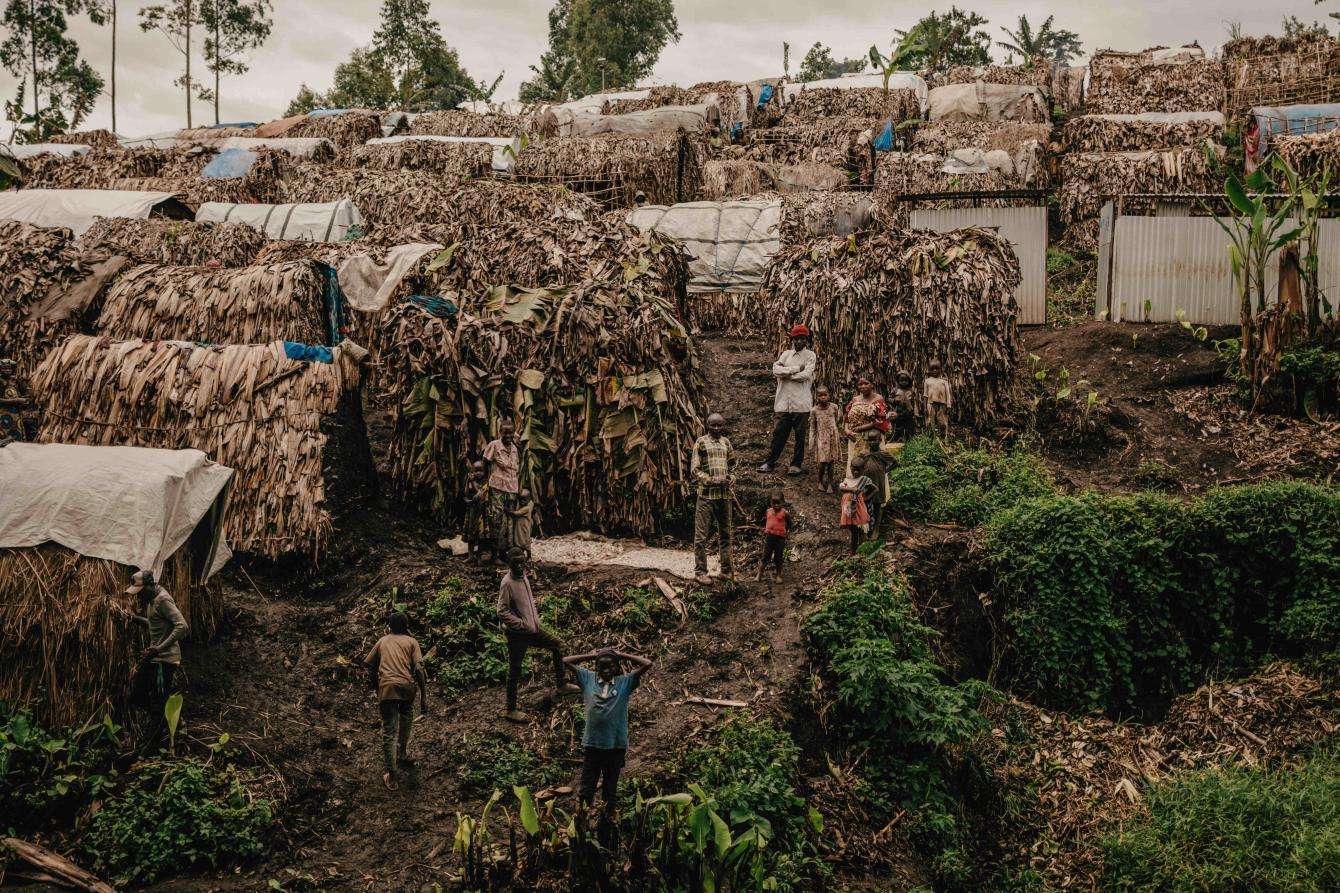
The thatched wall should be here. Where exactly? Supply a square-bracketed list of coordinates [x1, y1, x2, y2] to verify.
[1273, 129, 1340, 179]
[1056, 115, 1224, 152]
[33, 337, 371, 561]
[937, 61, 1051, 91]
[281, 164, 484, 230]
[1087, 56, 1225, 114]
[512, 134, 704, 206]
[408, 109, 531, 137]
[1222, 32, 1340, 113]
[0, 545, 218, 726]
[740, 120, 875, 172]
[349, 139, 494, 177]
[96, 261, 330, 345]
[785, 87, 920, 125]
[48, 129, 119, 148]
[761, 227, 1022, 424]
[379, 280, 705, 535]
[1057, 144, 1224, 223]
[287, 111, 383, 152]
[75, 217, 267, 267]
[0, 221, 84, 379]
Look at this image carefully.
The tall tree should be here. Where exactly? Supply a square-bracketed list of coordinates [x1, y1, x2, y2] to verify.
[997, 14, 1082, 64]
[368, 0, 474, 109]
[139, 0, 209, 127]
[88, 1, 116, 132]
[797, 41, 867, 81]
[530, 0, 680, 96]
[894, 6, 991, 73]
[518, 48, 575, 102]
[284, 82, 322, 116]
[1, 0, 104, 140]
[200, 0, 271, 124]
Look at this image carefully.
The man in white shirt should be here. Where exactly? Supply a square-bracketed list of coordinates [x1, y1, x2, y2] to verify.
[759, 324, 817, 475]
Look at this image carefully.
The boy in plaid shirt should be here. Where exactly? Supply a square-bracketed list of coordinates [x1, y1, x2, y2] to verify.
[691, 413, 735, 585]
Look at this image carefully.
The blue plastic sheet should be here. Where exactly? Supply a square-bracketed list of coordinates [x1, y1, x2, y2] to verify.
[201, 148, 257, 180]
[407, 294, 459, 318]
[756, 84, 774, 109]
[282, 342, 334, 363]
[307, 109, 350, 118]
[874, 119, 895, 152]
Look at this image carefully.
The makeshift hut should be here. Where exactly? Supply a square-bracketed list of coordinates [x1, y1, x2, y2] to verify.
[0, 188, 190, 236]
[32, 336, 373, 562]
[378, 281, 705, 535]
[927, 83, 1050, 123]
[176, 125, 256, 141]
[512, 133, 704, 206]
[281, 164, 482, 229]
[181, 135, 336, 162]
[0, 221, 87, 378]
[0, 442, 233, 725]
[47, 129, 119, 148]
[19, 147, 182, 189]
[350, 137, 504, 176]
[196, 198, 363, 241]
[761, 227, 1022, 424]
[740, 121, 876, 172]
[74, 217, 267, 267]
[911, 122, 1052, 156]
[1272, 128, 1340, 179]
[1057, 143, 1225, 226]
[938, 61, 1051, 91]
[105, 146, 292, 205]
[1056, 112, 1225, 152]
[700, 159, 848, 199]
[601, 86, 697, 114]
[557, 104, 718, 138]
[1223, 32, 1340, 114]
[407, 109, 531, 138]
[781, 73, 929, 115]
[1086, 48, 1224, 114]
[874, 151, 1022, 211]
[286, 111, 384, 152]
[95, 261, 334, 345]
[784, 87, 921, 126]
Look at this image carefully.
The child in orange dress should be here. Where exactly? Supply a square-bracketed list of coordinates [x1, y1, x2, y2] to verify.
[838, 457, 874, 555]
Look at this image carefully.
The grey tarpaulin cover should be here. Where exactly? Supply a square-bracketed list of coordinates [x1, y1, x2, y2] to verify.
[7, 143, 90, 159]
[335, 243, 443, 312]
[928, 83, 1049, 122]
[569, 103, 717, 136]
[628, 200, 781, 293]
[196, 198, 363, 241]
[0, 442, 234, 579]
[0, 188, 179, 236]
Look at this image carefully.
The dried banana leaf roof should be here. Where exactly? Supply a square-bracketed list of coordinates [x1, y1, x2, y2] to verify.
[512, 133, 704, 207]
[287, 111, 384, 152]
[1056, 113, 1225, 152]
[74, 217, 267, 267]
[1057, 143, 1224, 223]
[48, 129, 119, 148]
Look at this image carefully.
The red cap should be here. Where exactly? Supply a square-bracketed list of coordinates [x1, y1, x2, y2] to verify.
[788, 324, 811, 338]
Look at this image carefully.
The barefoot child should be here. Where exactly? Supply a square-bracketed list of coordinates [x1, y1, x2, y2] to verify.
[757, 491, 791, 582]
[508, 488, 535, 559]
[809, 386, 841, 492]
[463, 461, 486, 563]
[563, 647, 654, 818]
[923, 361, 952, 439]
[839, 458, 874, 555]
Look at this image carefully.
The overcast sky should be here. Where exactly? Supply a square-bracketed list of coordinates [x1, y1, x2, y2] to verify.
[1, 1, 1334, 137]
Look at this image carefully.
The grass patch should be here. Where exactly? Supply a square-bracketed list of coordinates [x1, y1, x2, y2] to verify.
[451, 731, 567, 798]
[886, 435, 1056, 527]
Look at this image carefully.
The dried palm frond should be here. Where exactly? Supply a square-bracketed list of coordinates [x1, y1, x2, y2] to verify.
[1087, 55, 1225, 114]
[1056, 114, 1225, 152]
[1273, 128, 1340, 179]
[761, 227, 1022, 424]
[75, 218, 267, 267]
[785, 88, 920, 125]
[0, 544, 218, 726]
[740, 119, 877, 172]
[287, 111, 383, 152]
[513, 133, 704, 207]
[408, 109, 532, 138]
[349, 139, 494, 177]
[33, 336, 369, 561]
[1057, 143, 1224, 223]
[379, 280, 705, 535]
[937, 61, 1051, 90]
[96, 261, 329, 345]
[0, 221, 85, 378]
[700, 159, 849, 199]
[602, 86, 697, 115]
[912, 122, 1052, 155]
[47, 129, 119, 148]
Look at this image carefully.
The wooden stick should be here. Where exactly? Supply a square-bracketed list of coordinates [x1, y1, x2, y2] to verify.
[2, 838, 117, 893]
[684, 696, 748, 708]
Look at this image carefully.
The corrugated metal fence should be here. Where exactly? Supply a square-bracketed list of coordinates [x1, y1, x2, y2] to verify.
[909, 206, 1048, 325]
[1099, 214, 1340, 324]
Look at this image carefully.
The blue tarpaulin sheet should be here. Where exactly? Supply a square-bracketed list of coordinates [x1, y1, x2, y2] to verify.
[1252, 104, 1340, 137]
[874, 119, 895, 152]
[201, 148, 257, 180]
[731, 122, 743, 142]
[756, 84, 774, 109]
[283, 342, 334, 363]
[407, 294, 459, 318]
[208, 121, 257, 129]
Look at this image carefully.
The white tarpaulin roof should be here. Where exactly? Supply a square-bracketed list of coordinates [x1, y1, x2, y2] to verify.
[929, 83, 1049, 123]
[0, 443, 234, 579]
[119, 130, 181, 149]
[197, 198, 362, 241]
[366, 134, 521, 172]
[784, 73, 929, 111]
[555, 89, 652, 114]
[0, 188, 178, 235]
[628, 200, 781, 294]
[570, 103, 715, 136]
[8, 143, 90, 159]
[1085, 111, 1225, 125]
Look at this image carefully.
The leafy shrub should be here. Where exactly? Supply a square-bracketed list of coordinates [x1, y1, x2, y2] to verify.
[986, 482, 1340, 715]
[886, 436, 1055, 527]
[1132, 459, 1181, 492]
[801, 557, 928, 668]
[0, 708, 121, 834]
[1102, 747, 1340, 891]
[82, 757, 273, 886]
[678, 714, 806, 840]
[452, 732, 565, 798]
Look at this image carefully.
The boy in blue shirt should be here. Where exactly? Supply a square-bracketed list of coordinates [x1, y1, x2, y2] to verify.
[564, 647, 653, 815]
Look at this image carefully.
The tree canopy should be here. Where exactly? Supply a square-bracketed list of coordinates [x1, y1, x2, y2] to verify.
[1, 0, 104, 140]
[523, 0, 680, 99]
[797, 42, 868, 82]
[201, 0, 273, 123]
[894, 6, 992, 73]
[997, 14, 1082, 64]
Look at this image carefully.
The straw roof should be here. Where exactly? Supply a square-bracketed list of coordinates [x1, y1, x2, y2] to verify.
[1086, 57, 1225, 114]
[1057, 144, 1224, 223]
[281, 163, 480, 230]
[96, 261, 330, 345]
[379, 280, 705, 535]
[32, 336, 364, 560]
[602, 86, 697, 115]
[785, 87, 920, 125]
[74, 217, 267, 267]
[761, 227, 1021, 424]
[0, 220, 85, 379]
[1273, 129, 1340, 179]
[408, 109, 531, 137]
[0, 545, 218, 726]
[20, 147, 180, 188]
[1056, 114, 1224, 152]
[287, 111, 383, 152]
[937, 61, 1051, 91]
[512, 133, 704, 207]
[349, 139, 494, 177]
[700, 160, 849, 199]
[48, 129, 119, 148]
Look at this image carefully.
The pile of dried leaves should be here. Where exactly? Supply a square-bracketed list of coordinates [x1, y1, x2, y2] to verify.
[48, 129, 119, 147]
[281, 163, 469, 230]
[21, 147, 176, 188]
[602, 86, 697, 114]
[96, 260, 330, 345]
[1224, 32, 1340, 112]
[177, 125, 255, 141]
[513, 133, 704, 207]
[777, 191, 880, 245]
[738, 120, 874, 172]
[912, 121, 1052, 155]
[1056, 113, 1225, 152]
[379, 281, 705, 535]
[1086, 54, 1225, 114]
[408, 109, 532, 137]
[761, 226, 1022, 424]
[701, 159, 848, 198]
[32, 335, 367, 560]
[785, 87, 920, 126]
[874, 152, 1019, 204]
[974, 662, 1337, 889]
[287, 111, 383, 152]
[1057, 143, 1224, 223]
[0, 220, 86, 379]
[349, 139, 494, 177]
[1273, 129, 1340, 181]
[937, 61, 1051, 90]
[74, 217, 267, 267]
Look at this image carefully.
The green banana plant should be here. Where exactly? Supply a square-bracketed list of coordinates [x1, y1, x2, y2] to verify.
[869, 26, 927, 96]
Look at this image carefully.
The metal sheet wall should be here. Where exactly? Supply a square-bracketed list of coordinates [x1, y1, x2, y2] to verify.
[909, 206, 1048, 324]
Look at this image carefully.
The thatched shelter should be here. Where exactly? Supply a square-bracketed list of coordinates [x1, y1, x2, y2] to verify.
[740, 120, 876, 172]
[1056, 113, 1225, 152]
[286, 111, 383, 152]
[0, 442, 232, 725]
[349, 138, 496, 177]
[1223, 32, 1340, 114]
[873, 152, 1021, 211]
[1087, 49, 1225, 114]
[74, 217, 267, 267]
[761, 227, 1022, 424]
[281, 164, 485, 229]
[937, 61, 1052, 91]
[95, 261, 333, 345]
[0, 221, 87, 379]
[784, 87, 920, 126]
[408, 109, 532, 138]
[32, 336, 373, 561]
[911, 122, 1052, 156]
[47, 129, 119, 148]
[20, 147, 180, 188]
[379, 280, 705, 535]
[700, 160, 848, 199]
[601, 85, 697, 114]
[1057, 143, 1225, 224]
[512, 133, 704, 206]
[1272, 128, 1340, 178]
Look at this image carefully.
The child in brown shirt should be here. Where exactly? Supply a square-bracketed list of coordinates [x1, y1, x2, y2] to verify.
[923, 360, 952, 439]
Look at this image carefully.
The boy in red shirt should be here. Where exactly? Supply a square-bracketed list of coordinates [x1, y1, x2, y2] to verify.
[756, 491, 791, 582]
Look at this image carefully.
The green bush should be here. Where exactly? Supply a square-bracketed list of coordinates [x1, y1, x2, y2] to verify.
[885, 436, 1055, 527]
[986, 482, 1340, 715]
[0, 708, 122, 835]
[82, 757, 273, 886]
[1102, 747, 1340, 891]
[801, 557, 928, 668]
[679, 714, 806, 840]
[452, 732, 565, 798]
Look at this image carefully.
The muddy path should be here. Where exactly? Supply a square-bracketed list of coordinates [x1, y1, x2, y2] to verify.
[154, 335, 860, 892]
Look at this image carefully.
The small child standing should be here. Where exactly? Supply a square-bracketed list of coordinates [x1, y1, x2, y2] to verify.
[809, 386, 842, 493]
[859, 433, 889, 539]
[757, 491, 791, 582]
[508, 488, 535, 559]
[839, 458, 874, 555]
[923, 360, 953, 439]
[463, 461, 487, 563]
